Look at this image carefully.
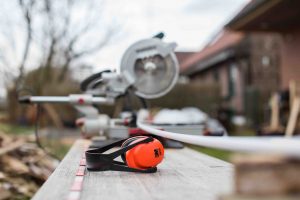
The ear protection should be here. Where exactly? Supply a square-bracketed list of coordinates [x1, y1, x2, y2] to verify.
[85, 136, 164, 173]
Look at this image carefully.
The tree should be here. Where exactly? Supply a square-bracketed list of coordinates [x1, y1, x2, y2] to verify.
[17, 0, 34, 85]
[0, 0, 118, 124]
[0, 0, 118, 87]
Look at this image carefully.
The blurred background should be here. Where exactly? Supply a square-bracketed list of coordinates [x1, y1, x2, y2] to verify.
[1, 0, 300, 198]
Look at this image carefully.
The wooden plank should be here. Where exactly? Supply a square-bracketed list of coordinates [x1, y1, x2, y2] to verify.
[232, 154, 300, 196]
[32, 139, 90, 200]
[33, 139, 233, 200]
[0, 139, 25, 156]
[270, 93, 280, 130]
[289, 80, 297, 109]
[285, 97, 300, 137]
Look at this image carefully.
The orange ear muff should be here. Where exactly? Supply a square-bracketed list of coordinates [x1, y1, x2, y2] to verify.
[121, 136, 164, 170]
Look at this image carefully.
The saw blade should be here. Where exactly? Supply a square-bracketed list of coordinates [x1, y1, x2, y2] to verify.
[120, 38, 179, 99]
[134, 55, 176, 98]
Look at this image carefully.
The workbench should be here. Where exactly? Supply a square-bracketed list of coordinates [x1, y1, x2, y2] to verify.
[32, 139, 233, 200]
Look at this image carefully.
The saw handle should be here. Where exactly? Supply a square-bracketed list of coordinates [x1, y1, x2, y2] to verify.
[80, 69, 111, 91]
[18, 95, 31, 104]
[153, 32, 164, 39]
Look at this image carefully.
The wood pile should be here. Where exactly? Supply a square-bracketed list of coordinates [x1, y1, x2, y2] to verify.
[0, 132, 58, 200]
[260, 80, 300, 136]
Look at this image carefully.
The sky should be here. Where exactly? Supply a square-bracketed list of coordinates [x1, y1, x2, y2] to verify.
[0, 0, 249, 97]
[89, 0, 249, 72]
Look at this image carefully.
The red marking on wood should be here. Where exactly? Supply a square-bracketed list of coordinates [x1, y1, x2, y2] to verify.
[80, 158, 86, 166]
[71, 176, 84, 191]
[76, 166, 85, 176]
[67, 145, 89, 200]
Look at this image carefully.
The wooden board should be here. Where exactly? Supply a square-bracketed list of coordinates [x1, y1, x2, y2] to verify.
[32, 139, 233, 200]
[232, 154, 300, 196]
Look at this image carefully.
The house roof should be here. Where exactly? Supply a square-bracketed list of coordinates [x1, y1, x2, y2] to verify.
[180, 30, 244, 74]
[175, 51, 196, 70]
[226, 0, 300, 32]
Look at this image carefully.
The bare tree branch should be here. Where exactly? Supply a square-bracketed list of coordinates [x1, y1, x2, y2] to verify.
[17, 0, 35, 85]
[72, 33, 112, 59]
[1, 0, 118, 86]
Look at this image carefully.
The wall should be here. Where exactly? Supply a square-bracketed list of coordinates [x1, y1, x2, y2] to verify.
[186, 33, 281, 117]
[190, 62, 244, 112]
[280, 30, 300, 89]
[249, 33, 281, 94]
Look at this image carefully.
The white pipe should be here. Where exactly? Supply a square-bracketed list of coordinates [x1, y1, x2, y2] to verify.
[137, 120, 300, 157]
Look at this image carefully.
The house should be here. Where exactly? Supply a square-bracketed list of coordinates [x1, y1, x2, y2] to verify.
[226, 0, 300, 89]
[175, 51, 195, 71]
[181, 29, 281, 115]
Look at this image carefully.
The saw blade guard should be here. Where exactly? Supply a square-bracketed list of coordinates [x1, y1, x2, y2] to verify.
[120, 38, 179, 99]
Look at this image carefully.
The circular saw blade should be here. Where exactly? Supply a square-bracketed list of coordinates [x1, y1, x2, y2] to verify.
[120, 38, 179, 99]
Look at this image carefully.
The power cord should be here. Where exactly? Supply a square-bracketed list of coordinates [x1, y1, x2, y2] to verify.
[34, 104, 61, 161]
[16, 81, 61, 160]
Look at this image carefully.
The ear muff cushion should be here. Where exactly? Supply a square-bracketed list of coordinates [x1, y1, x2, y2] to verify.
[121, 136, 147, 162]
[124, 137, 164, 170]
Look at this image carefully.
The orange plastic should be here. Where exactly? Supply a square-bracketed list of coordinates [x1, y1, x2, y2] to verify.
[125, 137, 164, 170]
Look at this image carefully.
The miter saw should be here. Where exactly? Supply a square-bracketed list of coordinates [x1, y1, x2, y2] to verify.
[19, 33, 180, 140]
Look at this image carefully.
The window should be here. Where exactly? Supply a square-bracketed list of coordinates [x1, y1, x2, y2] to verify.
[227, 64, 238, 99]
[213, 68, 219, 82]
[262, 55, 270, 67]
